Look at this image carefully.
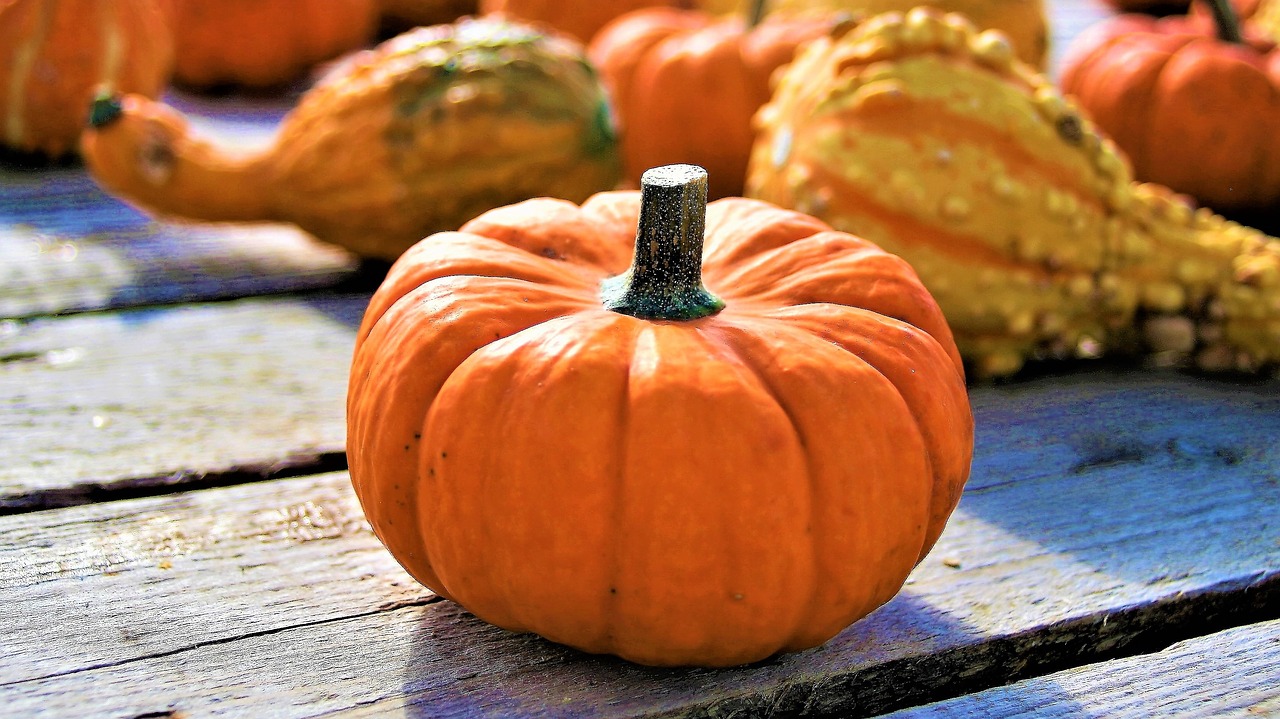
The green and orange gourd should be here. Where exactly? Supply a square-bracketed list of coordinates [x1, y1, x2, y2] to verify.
[80, 17, 622, 261]
[746, 8, 1280, 377]
[347, 164, 973, 666]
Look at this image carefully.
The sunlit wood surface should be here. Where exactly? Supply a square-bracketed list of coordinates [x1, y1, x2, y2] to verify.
[2, 2, 1277, 717]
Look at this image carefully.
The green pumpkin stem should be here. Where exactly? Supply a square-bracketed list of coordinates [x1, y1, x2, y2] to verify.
[1204, 0, 1244, 44]
[87, 91, 123, 128]
[748, 0, 768, 29]
[601, 164, 725, 321]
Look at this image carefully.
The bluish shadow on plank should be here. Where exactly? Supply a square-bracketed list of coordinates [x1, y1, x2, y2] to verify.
[964, 366, 1279, 586]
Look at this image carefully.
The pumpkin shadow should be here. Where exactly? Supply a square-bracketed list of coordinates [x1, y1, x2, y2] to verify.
[962, 363, 1279, 585]
[396, 592, 1086, 718]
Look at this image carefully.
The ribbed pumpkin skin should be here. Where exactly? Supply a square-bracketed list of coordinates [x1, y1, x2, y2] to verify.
[168, 0, 379, 88]
[702, 0, 1048, 68]
[588, 8, 836, 199]
[347, 191, 973, 667]
[82, 18, 622, 261]
[747, 9, 1280, 377]
[0, 0, 172, 157]
[1059, 14, 1280, 212]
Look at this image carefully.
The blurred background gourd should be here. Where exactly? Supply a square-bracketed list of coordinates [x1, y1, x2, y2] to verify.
[80, 17, 622, 261]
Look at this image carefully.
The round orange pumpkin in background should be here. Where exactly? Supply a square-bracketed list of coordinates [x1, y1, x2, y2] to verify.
[588, 3, 839, 199]
[166, 0, 380, 89]
[346, 164, 974, 667]
[1059, 0, 1280, 212]
[0, 0, 173, 158]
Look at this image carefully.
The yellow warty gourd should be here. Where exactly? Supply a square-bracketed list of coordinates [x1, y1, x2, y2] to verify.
[747, 9, 1280, 377]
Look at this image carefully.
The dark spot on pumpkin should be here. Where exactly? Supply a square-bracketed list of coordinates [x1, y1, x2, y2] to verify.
[540, 246, 562, 260]
[1055, 113, 1084, 146]
[441, 451, 448, 459]
[413, 432, 422, 439]
[609, 587, 617, 594]
[404, 445, 411, 451]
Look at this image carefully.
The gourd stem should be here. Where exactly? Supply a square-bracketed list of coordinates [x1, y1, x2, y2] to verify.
[1204, 0, 1244, 44]
[601, 164, 725, 321]
[748, 0, 768, 29]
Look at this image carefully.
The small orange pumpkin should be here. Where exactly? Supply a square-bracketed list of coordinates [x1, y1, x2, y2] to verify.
[0, 0, 172, 157]
[588, 3, 839, 198]
[167, 0, 380, 89]
[347, 164, 973, 667]
[378, 0, 478, 34]
[479, 0, 690, 44]
[1059, 0, 1280, 211]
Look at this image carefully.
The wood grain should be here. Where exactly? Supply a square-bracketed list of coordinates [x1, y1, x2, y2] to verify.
[880, 619, 1280, 717]
[0, 368, 1276, 718]
[0, 295, 365, 511]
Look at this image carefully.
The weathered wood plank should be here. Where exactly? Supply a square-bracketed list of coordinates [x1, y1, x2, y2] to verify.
[0, 89, 360, 321]
[0, 295, 364, 511]
[878, 619, 1280, 718]
[0, 369, 1276, 718]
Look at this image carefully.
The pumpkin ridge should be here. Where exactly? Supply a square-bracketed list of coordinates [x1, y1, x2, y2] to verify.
[761, 302, 971, 555]
[703, 321, 821, 648]
[706, 314, 936, 648]
[360, 234, 602, 342]
[348, 278, 598, 598]
[3, 0, 49, 148]
[422, 311, 639, 643]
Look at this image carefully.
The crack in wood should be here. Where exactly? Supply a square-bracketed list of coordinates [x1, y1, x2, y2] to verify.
[0, 595, 445, 689]
[639, 570, 1280, 719]
[0, 451, 349, 516]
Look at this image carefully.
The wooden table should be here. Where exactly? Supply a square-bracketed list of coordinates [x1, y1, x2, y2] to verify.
[3, 2, 1278, 716]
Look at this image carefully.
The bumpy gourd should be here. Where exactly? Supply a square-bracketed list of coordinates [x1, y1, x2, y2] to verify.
[81, 18, 622, 261]
[348, 164, 973, 667]
[0, 0, 172, 157]
[747, 9, 1280, 377]
[700, 0, 1048, 68]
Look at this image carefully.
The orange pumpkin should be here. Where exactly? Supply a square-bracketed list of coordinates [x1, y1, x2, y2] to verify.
[1059, 0, 1280, 211]
[479, 0, 689, 43]
[378, 0, 478, 33]
[588, 3, 839, 199]
[0, 0, 172, 158]
[167, 0, 379, 89]
[347, 164, 973, 667]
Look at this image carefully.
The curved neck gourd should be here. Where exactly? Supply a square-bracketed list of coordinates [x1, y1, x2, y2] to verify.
[84, 94, 275, 223]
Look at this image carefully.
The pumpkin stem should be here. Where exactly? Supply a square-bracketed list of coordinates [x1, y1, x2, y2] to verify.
[748, 0, 768, 29]
[1204, 0, 1244, 43]
[601, 164, 725, 321]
